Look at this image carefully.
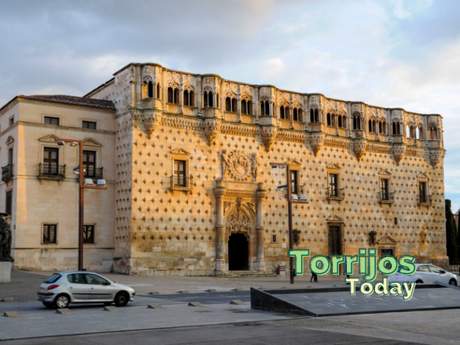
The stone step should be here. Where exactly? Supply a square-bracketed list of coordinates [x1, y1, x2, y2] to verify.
[217, 270, 277, 278]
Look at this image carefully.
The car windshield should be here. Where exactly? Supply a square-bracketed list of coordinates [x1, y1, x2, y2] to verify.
[44, 273, 61, 284]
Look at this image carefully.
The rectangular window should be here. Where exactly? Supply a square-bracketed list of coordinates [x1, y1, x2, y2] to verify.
[380, 179, 389, 200]
[43, 147, 59, 175]
[329, 226, 342, 256]
[43, 224, 57, 244]
[290, 170, 298, 195]
[8, 148, 13, 165]
[82, 121, 97, 130]
[44, 116, 60, 126]
[328, 174, 338, 197]
[5, 191, 12, 216]
[9, 117, 14, 126]
[83, 225, 95, 244]
[83, 151, 96, 178]
[174, 160, 186, 187]
[419, 182, 427, 203]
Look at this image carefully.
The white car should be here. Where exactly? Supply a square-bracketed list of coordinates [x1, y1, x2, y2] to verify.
[37, 271, 136, 308]
[389, 264, 458, 286]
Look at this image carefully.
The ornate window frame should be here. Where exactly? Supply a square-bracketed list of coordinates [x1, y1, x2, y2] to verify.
[169, 148, 193, 194]
[326, 164, 344, 203]
[378, 170, 394, 205]
[417, 173, 431, 207]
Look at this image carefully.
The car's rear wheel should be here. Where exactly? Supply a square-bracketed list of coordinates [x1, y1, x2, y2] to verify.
[42, 302, 53, 309]
[114, 292, 129, 307]
[54, 294, 70, 309]
[416, 279, 423, 284]
[449, 279, 457, 286]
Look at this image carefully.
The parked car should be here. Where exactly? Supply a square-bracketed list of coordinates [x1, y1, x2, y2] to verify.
[389, 264, 458, 286]
[37, 271, 135, 308]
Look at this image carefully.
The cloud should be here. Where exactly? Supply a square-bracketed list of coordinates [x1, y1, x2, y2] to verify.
[0, 0, 459, 207]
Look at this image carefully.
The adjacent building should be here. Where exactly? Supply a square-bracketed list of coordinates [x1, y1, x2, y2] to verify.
[0, 62, 447, 275]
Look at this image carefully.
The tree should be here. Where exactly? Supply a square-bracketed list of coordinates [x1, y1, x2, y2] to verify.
[445, 199, 458, 265]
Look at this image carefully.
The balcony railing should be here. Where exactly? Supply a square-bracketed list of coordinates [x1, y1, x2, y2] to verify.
[85, 167, 103, 180]
[169, 175, 193, 194]
[38, 163, 66, 179]
[1, 164, 13, 181]
[327, 187, 345, 203]
[378, 191, 394, 205]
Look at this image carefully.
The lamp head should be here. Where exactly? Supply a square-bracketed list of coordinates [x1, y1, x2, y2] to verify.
[56, 141, 64, 146]
[69, 142, 78, 147]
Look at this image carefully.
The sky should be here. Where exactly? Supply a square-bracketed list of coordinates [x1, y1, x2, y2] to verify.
[0, 0, 459, 211]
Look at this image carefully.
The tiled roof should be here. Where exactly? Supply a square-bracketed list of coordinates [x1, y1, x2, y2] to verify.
[18, 94, 116, 110]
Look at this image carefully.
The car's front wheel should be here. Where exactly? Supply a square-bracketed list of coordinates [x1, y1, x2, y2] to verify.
[449, 279, 457, 286]
[54, 294, 70, 309]
[114, 292, 129, 307]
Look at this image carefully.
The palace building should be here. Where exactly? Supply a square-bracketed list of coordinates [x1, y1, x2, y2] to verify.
[0, 63, 447, 275]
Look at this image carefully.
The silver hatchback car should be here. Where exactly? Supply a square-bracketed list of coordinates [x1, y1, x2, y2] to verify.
[37, 271, 135, 308]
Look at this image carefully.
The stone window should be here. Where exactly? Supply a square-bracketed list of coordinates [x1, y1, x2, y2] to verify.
[368, 119, 376, 133]
[173, 160, 187, 187]
[353, 113, 361, 130]
[43, 147, 59, 175]
[280, 106, 287, 120]
[44, 116, 60, 126]
[326, 164, 344, 202]
[82, 121, 97, 130]
[293, 108, 301, 122]
[392, 120, 401, 135]
[169, 148, 192, 194]
[290, 170, 298, 194]
[241, 100, 252, 115]
[8, 116, 14, 126]
[83, 151, 96, 178]
[43, 224, 57, 244]
[327, 113, 336, 127]
[419, 182, 428, 203]
[417, 173, 431, 206]
[380, 179, 390, 200]
[310, 109, 319, 123]
[204, 91, 214, 107]
[168, 86, 179, 104]
[260, 101, 270, 115]
[83, 225, 95, 244]
[183, 90, 195, 106]
[328, 174, 339, 197]
[156, 83, 161, 99]
[5, 190, 12, 216]
[143, 80, 154, 98]
[225, 96, 237, 112]
[429, 126, 439, 140]
[379, 120, 386, 134]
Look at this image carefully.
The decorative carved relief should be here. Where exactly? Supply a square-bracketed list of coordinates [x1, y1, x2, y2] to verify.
[204, 118, 222, 146]
[226, 198, 254, 234]
[310, 132, 325, 156]
[392, 144, 406, 164]
[353, 139, 368, 162]
[430, 148, 445, 167]
[260, 126, 278, 152]
[143, 110, 163, 136]
[222, 150, 258, 182]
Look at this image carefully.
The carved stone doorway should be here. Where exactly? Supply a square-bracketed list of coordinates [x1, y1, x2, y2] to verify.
[228, 233, 249, 271]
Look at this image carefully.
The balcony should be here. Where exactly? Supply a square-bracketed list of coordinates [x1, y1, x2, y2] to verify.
[38, 163, 66, 180]
[169, 175, 193, 194]
[85, 167, 103, 181]
[378, 191, 394, 205]
[418, 194, 432, 207]
[327, 188, 345, 203]
[1, 164, 13, 182]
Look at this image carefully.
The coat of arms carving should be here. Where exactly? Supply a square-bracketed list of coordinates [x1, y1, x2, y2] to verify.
[221, 150, 258, 182]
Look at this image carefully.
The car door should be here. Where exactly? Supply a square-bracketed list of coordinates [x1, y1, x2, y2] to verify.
[66, 273, 88, 301]
[84, 274, 114, 301]
[415, 265, 433, 283]
[428, 265, 449, 284]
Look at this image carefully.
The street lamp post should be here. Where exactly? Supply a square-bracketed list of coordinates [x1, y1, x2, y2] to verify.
[55, 138, 107, 271]
[271, 161, 308, 284]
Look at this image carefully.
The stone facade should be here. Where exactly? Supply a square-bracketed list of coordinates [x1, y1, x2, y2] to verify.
[0, 62, 447, 274]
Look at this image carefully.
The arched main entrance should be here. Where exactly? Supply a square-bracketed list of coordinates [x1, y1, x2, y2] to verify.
[228, 233, 249, 271]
